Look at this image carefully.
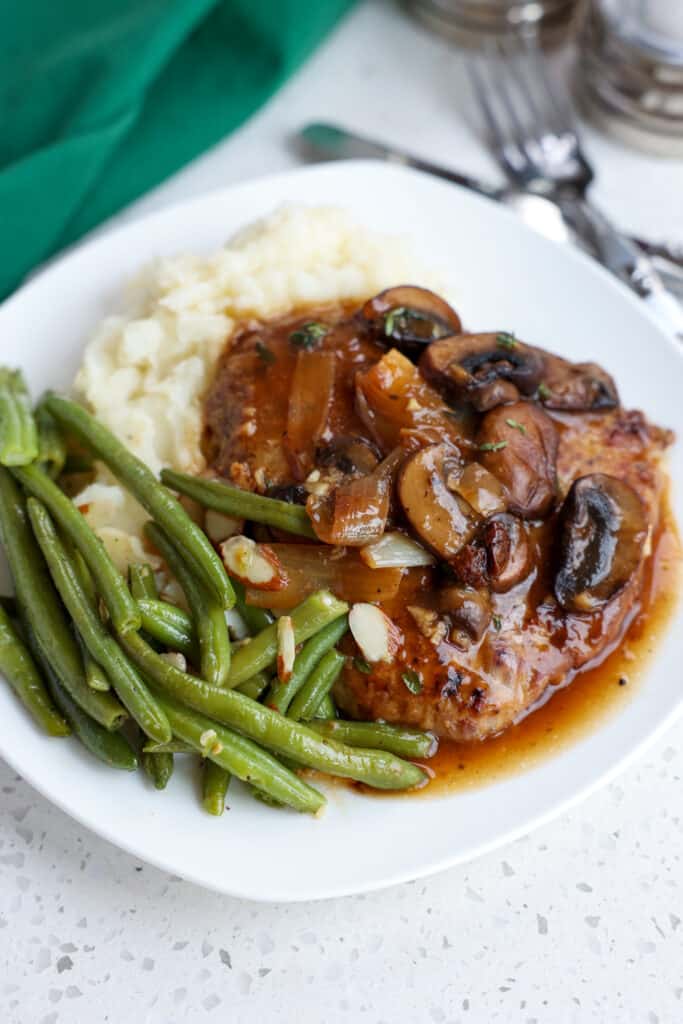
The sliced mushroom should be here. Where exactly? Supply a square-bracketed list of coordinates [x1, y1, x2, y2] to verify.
[420, 333, 545, 412]
[360, 286, 462, 360]
[539, 357, 619, 412]
[315, 436, 381, 476]
[397, 443, 479, 560]
[554, 474, 647, 613]
[437, 586, 491, 647]
[483, 513, 532, 593]
[446, 461, 508, 518]
[477, 401, 558, 519]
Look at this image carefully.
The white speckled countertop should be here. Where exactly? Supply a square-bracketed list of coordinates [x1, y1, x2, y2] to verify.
[2, 3, 682, 1021]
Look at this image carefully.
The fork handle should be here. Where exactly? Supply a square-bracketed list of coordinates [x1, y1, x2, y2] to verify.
[558, 197, 683, 342]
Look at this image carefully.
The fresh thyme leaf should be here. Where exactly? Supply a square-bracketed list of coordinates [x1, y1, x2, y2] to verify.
[353, 656, 372, 675]
[505, 418, 527, 434]
[479, 440, 508, 452]
[384, 307, 442, 339]
[255, 340, 275, 364]
[492, 614, 502, 631]
[537, 382, 551, 400]
[496, 331, 517, 350]
[289, 322, 329, 349]
[401, 669, 423, 694]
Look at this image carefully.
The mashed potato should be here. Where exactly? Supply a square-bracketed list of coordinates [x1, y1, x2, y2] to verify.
[73, 205, 447, 571]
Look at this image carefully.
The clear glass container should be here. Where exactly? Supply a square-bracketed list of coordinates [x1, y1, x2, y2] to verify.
[575, 1, 683, 155]
[404, 0, 579, 49]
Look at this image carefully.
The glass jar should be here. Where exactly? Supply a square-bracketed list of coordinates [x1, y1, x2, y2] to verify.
[404, 0, 579, 49]
[575, 0, 683, 155]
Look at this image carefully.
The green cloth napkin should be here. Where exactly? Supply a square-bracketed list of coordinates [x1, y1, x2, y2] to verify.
[0, 0, 356, 301]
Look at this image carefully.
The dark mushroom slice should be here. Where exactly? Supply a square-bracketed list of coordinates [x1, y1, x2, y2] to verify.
[360, 286, 462, 360]
[539, 357, 619, 412]
[477, 401, 559, 519]
[437, 585, 491, 648]
[315, 436, 381, 476]
[483, 513, 532, 593]
[554, 473, 648, 613]
[420, 333, 545, 412]
[397, 443, 480, 561]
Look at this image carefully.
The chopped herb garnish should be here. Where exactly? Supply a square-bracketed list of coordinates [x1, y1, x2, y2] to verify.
[353, 656, 372, 675]
[496, 331, 517, 350]
[479, 440, 508, 452]
[537, 382, 551, 400]
[289, 322, 329, 349]
[384, 307, 443, 339]
[255, 340, 275, 364]
[401, 669, 423, 694]
[505, 418, 527, 434]
[492, 614, 502, 631]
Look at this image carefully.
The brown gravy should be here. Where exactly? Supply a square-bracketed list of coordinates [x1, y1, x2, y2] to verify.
[413, 491, 681, 795]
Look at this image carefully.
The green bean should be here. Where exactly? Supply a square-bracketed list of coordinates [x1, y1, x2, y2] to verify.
[0, 468, 126, 730]
[228, 591, 348, 688]
[307, 720, 438, 759]
[156, 693, 324, 814]
[26, 627, 137, 771]
[231, 578, 274, 634]
[120, 631, 426, 790]
[143, 739, 193, 754]
[36, 403, 67, 480]
[0, 605, 70, 735]
[81, 646, 111, 692]
[44, 395, 233, 609]
[145, 521, 230, 687]
[160, 468, 317, 539]
[27, 498, 170, 743]
[142, 750, 174, 790]
[138, 598, 198, 662]
[235, 671, 270, 702]
[265, 615, 349, 714]
[129, 563, 158, 601]
[202, 759, 230, 816]
[12, 463, 140, 634]
[0, 369, 38, 467]
[312, 693, 336, 720]
[288, 649, 346, 722]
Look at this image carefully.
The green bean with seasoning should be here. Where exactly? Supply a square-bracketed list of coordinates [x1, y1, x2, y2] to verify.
[145, 521, 230, 687]
[160, 468, 317, 539]
[202, 759, 230, 816]
[0, 468, 126, 730]
[27, 498, 170, 743]
[142, 749, 174, 790]
[129, 562, 158, 601]
[44, 395, 233, 609]
[0, 605, 70, 735]
[228, 591, 348, 688]
[12, 463, 140, 634]
[36, 403, 67, 479]
[312, 692, 336, 720]
[137, 598, 197, 662]
[119, 629, 427, 790]
[287, 649, 346, 723]
[307, 720, 438, 759]
[0, 369, 39, 467]
[156, 693, 325, 814]
[265, 615, 348, 714]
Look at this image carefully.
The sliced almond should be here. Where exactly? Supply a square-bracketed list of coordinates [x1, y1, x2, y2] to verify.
[205, 509, 243, 544]
[276, 615, 296, 682]
[220, 535, 287, 591]
[161, 651, 187, 673]
[224, 607, 249, 641]
[348, 603, 403, 664]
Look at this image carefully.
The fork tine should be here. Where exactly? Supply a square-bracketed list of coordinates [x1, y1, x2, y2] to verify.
[464, 54, 511, 158]
[486, 38, 534, 150]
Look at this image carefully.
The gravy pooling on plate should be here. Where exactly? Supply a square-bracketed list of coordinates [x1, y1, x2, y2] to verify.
[202, 287, 676, 747]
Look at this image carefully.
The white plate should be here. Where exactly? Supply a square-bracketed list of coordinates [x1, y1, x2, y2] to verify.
[0, 162, 681, 902]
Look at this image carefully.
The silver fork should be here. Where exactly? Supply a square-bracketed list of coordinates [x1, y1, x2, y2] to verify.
[465, 34, 683, 340]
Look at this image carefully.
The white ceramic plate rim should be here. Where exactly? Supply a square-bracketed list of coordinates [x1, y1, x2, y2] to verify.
[0, 161, 681, 902]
